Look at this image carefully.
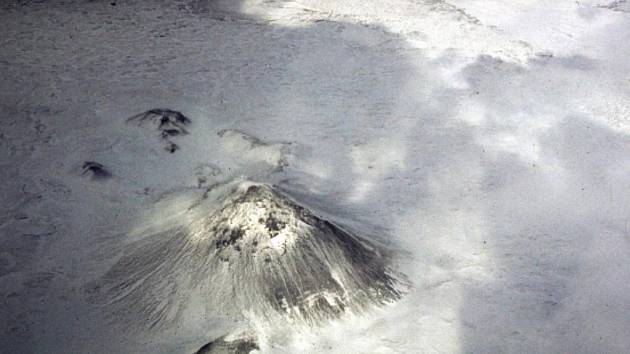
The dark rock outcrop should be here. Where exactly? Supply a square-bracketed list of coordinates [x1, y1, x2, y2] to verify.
[126, 108, 191, 153]
[81, 161, 111, 180]
[194, 333, 258, 354]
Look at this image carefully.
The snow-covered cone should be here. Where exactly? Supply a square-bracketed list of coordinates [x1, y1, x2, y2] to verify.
[87, 181, 404, 329]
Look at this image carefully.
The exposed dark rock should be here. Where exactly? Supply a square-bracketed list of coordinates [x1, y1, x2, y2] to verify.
[164, 142, 179, 153]
[128, 108, 191, 127]
[127, 108, 191, 152]
[161, 128, 185, 139]
[194, 333, 258, 354]
[81, 161, 111, 179]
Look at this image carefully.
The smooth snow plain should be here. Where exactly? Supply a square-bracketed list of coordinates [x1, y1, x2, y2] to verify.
[1, 0, 629, 353]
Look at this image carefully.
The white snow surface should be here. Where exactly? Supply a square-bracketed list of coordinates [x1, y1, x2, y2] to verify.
[1, 0, 629, 353]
